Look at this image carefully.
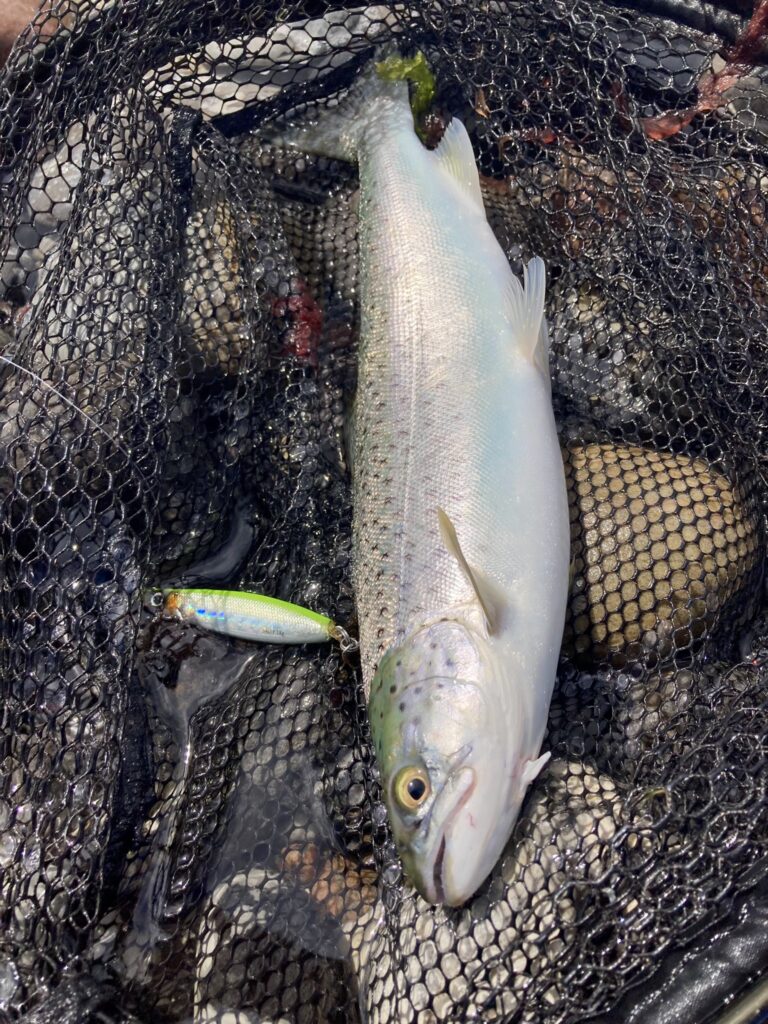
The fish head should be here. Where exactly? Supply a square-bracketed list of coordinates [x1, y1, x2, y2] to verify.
[370, 618, 531, 907]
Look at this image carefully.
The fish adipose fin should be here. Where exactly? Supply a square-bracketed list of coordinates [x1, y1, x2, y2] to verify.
[437, 507, 501, 634]
[521, 751, 551, 786]
[431, 118, 484, 211]
[506, 256, 551, 384]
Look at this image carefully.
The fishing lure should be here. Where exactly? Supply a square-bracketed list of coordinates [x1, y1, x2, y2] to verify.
[152, 588, 357, 652]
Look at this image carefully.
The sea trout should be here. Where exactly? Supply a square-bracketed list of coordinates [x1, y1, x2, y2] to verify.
[279, 54, 570, 905]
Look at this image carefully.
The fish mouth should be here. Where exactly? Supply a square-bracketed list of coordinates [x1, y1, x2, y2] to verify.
[414, 765, 477, 905]
[432, 836, 447, 904]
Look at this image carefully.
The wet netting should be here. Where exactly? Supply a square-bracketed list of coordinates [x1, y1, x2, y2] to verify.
[0, 1, 767, 1021]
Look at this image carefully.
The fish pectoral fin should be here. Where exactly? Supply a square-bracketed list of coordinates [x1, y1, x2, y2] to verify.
[521, 751, 551, 787]
[506, 256, 551, 385]
[437, 507, 501, 634]
[431, 118, 485, 211]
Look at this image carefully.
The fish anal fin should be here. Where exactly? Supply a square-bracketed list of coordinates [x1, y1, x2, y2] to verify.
[505, 256, 551, 383]
[437, 507, 501, 634]
[432, 119, 484, 211]
[521, 751, 550, 787]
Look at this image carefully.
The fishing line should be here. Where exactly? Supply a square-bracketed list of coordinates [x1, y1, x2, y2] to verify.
[0, 352, 155, 493]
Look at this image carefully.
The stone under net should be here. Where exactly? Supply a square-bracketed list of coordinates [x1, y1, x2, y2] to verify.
[0, 2, 766, 1022]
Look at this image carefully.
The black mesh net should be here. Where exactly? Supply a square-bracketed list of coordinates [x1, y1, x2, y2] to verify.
[0, 2, 767, 1022]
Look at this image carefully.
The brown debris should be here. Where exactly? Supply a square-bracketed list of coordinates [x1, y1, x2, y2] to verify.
[474, 87, 491, 119]
[641, 0, 768, 140]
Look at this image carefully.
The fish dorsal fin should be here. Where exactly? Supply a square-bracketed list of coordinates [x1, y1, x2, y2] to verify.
[521, 751, 551, 786]
[437, 507, 499, 634]
[432, 118, 484, 211]
[505, 257, 551, 384]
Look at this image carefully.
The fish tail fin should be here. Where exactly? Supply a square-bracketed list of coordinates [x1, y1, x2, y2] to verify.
[266, 48, 418, 162]
[505, 256, 551, 383]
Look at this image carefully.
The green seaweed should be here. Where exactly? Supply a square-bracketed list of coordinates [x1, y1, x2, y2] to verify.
[375, 51, 436, 137]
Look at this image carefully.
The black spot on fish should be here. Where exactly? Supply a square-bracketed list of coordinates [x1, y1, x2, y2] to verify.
[430, 642, 437, 650]
[399, 702, 405, 712]
[415, 686, 422, 695]
[390, 684, 396, 694]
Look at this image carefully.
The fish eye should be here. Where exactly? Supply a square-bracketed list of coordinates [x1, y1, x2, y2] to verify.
[392, 766, 431, 812]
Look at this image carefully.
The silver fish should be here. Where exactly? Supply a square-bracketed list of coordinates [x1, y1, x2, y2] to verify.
[280, 55, 570, 905]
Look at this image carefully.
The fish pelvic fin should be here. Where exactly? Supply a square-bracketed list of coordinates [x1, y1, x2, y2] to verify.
[437, 507, 501, 635]
[265, 51, 411, 162]
[431, 118, 484, 211]
[506, 256, 551, 385]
